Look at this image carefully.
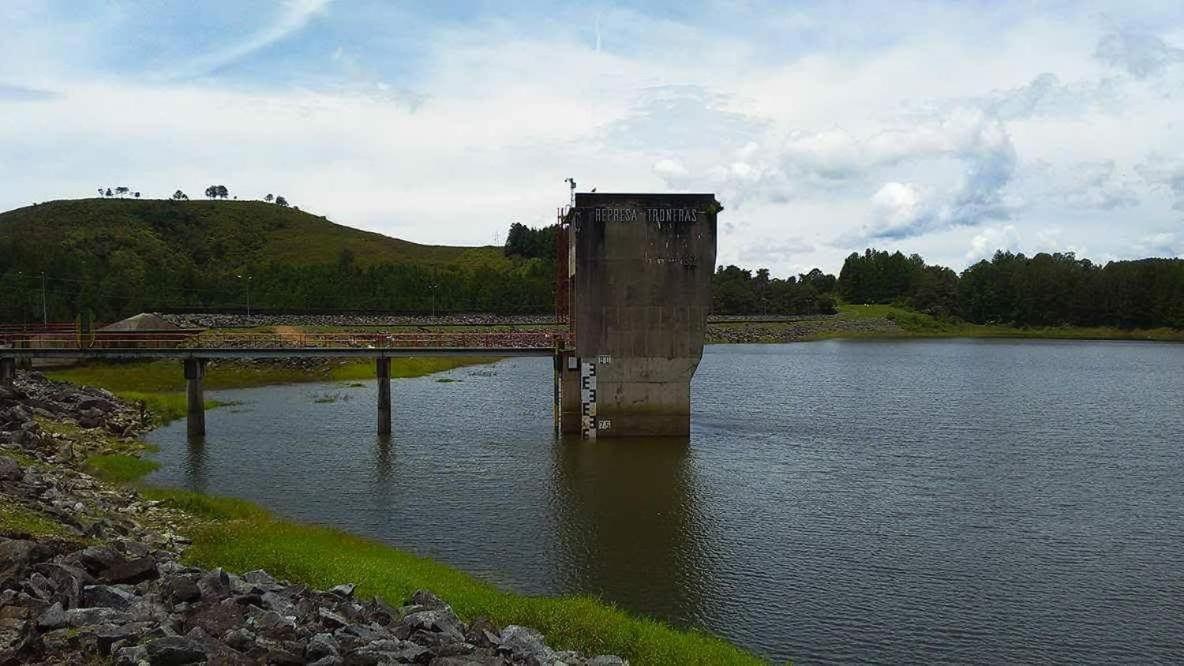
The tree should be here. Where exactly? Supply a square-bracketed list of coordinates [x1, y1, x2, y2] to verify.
[172, 190, 188, 201]
[115, 186, 129, 197]
[275, 196, 289, 207]
[134, 192, 140, 198]
[264, 194, 274, 203]
[97, 188, 103, 197]
[204, 186, 217, 199]
[105, 188, 113, 197]
[216, 185, 229, 199]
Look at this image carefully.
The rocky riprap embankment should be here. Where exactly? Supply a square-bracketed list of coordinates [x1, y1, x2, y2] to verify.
[156, 311, 824, 330]
[156, 313, 557, 330]
[706, 314, 899, 343]
[1, 373, 626, 665]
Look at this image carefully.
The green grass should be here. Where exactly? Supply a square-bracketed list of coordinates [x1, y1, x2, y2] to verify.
[0, 448, 39, 467]
[0, 494, 73, 539]
[0, 198, 504, 269]
[184, 510, 762, 665]
[138, 487, 269, 521]
[48, 357, 497, 392]
[85, 454, 160, 483]
[46, 357, 495, 424]
[834, 303, 1184, 342]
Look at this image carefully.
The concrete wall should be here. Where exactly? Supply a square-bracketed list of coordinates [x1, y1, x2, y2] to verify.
[567, 193, 718, 437]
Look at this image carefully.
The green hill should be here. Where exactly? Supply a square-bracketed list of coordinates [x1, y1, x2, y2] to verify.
[0, 198, 503, 269]
[0, 198, 550, 320]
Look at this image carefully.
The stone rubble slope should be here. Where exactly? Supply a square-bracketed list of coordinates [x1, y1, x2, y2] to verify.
[1, 372, 627, 665]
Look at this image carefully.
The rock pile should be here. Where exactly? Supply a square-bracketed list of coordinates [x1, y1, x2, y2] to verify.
[156, 313, 557, 330]
[1, 374, 627, 665]
[1, 537, 624, 665]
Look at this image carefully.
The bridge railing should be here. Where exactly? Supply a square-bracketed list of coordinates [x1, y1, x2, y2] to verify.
[0, 330, 565, 351]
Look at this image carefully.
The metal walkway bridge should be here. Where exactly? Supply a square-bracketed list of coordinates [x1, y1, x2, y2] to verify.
[0, 329, 565, 438]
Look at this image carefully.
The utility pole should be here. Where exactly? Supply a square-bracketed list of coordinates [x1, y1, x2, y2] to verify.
[237, 274, 253, 316]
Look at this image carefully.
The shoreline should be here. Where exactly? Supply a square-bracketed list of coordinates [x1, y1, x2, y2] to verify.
[1, 370, 762, 664]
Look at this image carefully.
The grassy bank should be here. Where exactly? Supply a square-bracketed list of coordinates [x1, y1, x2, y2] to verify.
[837, 303, 1184, 342]
[46, 452, 762, 663]
[708, 304, 1184, 344]
[45, 356, 496, 425]
[165, 495, 761, 664]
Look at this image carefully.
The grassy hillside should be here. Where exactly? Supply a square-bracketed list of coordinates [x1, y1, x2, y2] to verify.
[0, 198, 552, 320]
[0, 198, 503, 270]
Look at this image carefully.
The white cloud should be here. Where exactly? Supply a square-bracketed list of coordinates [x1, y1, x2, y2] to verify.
[652, 159, 688, 179]
[966, 224, 1021, 263]
[1130, 231, 1184, 258]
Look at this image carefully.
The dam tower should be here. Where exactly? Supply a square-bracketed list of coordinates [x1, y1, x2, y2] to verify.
[557, 193, 719, 438]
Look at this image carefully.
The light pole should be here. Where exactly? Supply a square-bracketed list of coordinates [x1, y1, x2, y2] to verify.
[236, 274, 253, 317]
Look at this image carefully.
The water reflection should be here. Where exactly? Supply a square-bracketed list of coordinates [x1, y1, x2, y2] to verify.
[184, 434, 207, 494]
[551, 436, 708, 627]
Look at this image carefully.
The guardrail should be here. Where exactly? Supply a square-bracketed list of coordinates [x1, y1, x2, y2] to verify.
[0, 330, 565, 351]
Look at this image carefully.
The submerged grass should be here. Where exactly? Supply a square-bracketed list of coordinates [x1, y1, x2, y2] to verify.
[85, 454, 160, 484]
[45, 357, 494, 425]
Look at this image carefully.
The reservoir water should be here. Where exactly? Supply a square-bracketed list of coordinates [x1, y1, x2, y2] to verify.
[145, 339, 1184, 663]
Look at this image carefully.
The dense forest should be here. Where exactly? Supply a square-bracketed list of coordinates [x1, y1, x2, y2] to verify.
[839, 249, 1184, 328]
[0, 199, 1181, 328]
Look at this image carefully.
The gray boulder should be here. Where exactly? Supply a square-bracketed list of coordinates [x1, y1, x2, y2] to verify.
[144, 635, 209, 665]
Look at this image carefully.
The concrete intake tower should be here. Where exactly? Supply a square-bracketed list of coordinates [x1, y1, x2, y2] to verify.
[557, 193, 719, 438]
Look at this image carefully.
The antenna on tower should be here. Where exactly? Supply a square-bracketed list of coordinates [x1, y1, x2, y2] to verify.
[564, 177, 577, 206]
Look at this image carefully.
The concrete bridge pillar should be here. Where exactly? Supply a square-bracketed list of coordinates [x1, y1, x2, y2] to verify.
[0, 357, 15, 388]
[184, 358, 206, 438]
[377, 357, 391, 436]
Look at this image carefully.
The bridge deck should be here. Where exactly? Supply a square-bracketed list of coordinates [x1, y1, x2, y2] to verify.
[0, 330, 562, 360]
[0, 347, 553, 360]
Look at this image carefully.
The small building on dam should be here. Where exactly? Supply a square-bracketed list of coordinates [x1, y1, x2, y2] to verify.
[558, 192, 719, 438]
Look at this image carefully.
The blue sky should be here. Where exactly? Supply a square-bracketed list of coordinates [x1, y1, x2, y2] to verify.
[2, 1, 1183, 274]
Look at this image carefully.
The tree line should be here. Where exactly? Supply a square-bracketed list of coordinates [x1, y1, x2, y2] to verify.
[839, 248, 1184, 328]
[2, 207, 1180, 327]
[502, 222, 839, 316]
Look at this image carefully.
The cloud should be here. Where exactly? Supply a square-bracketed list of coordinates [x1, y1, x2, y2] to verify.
[652, 158, 688, 179]
[975, 72, 1124, 120]
[837, 110, 1019, 241]
[966, 224, 1021, 263]
[1095, 29, 1184, 78]
[1054, 160, 1139, 210]
[1135, 155, 1184, 210]
[168, 0, 333, 79]
[601, 85, 767, 152]
[1131, 231, 1184, 258]
[737, 237, 816, 268]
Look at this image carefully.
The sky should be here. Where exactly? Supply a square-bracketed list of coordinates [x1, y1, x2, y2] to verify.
[2, 0, 1183, 276]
